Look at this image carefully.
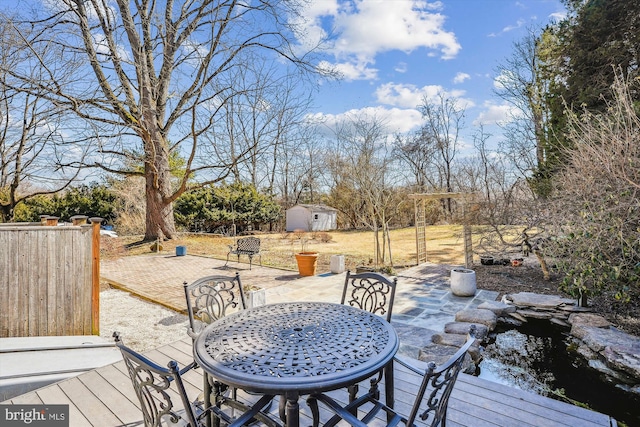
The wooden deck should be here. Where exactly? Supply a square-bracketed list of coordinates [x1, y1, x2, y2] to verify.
[3, 337, 617, 427]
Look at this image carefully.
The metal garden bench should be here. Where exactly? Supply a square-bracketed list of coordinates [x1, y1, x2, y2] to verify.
[225, 236, 262, 269]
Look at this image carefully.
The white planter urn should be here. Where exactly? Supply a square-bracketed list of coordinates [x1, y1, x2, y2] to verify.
[450, 268, 477, 297]
[330, 255, 345, 274]
[246, 288, 266, 309]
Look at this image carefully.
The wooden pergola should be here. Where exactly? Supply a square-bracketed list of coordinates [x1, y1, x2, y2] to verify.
[408, 192, 472, 268]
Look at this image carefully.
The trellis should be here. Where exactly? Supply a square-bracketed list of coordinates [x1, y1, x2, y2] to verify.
[408, 192, 472, 268]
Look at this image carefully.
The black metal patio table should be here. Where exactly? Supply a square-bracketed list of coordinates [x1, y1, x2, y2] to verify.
[193, 301, 399, 427]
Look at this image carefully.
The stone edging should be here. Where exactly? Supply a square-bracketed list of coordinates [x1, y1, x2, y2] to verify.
[418, 292, 640, 395]
[418, 291, 640, 397]
[499, 292, 640, 396]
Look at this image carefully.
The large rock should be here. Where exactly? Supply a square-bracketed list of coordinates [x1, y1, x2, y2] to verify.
[432, 332, 467, 347]
[444, 322, 488, 339]
[505, 292, 575, 309]
[455, 309, 497, 330]
[573, 325, 640, 382]
[418, 342, 460, 365]
[392, 324, 439, 360]
[604, 345, 640, 381]
[477, 300, 516, 315]
[550, 318, 571, 328]
[417, 342, 479, 371]
[568, 313, 612, 329]
[516, 309, 553, 320]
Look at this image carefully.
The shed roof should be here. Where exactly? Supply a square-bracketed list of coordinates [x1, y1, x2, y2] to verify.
[289, 204, 337, 212]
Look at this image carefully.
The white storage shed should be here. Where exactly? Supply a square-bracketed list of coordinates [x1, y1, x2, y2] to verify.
[285, 204, 337, 232]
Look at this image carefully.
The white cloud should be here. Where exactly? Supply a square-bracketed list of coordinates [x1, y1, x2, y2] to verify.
[394, 62, 408, 73]
[488, 18, 525, 37]
[299, 0, 460, 81]
[502, 19, 525, 33]
[493, 70, 511, 90]
[474, 101, 522, 126]
[308, 106, 423, 134]
[453, 72, 470, 84]
[321, 59, 379, 81]
[374, 82, 473, 109]
[334, 1, 460, 59]
[549, 12, 566, 21]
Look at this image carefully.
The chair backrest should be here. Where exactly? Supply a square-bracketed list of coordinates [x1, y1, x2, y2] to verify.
[113, 332, 200, 427]
[237, 237, 260, 252]
[183, 273, 246, 337]
[407, 325, 477, 427]
[341, 270, 398, 322]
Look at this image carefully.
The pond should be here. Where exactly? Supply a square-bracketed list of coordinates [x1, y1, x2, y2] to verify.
[478, 319, 640, 426]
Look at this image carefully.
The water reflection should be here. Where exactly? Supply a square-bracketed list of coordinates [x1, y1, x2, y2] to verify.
[481, 329, 556, 395]
[478, 319, 640, 426]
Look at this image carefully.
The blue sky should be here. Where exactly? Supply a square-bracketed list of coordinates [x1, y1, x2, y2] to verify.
[302, 0, 566, 146]
[7, 0, 566, 155]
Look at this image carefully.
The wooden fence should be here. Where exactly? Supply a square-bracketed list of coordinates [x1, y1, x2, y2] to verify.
[0, 217, 101, 337]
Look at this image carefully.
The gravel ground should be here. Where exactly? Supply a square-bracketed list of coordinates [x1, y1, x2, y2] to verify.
[99, 288, 190, 352]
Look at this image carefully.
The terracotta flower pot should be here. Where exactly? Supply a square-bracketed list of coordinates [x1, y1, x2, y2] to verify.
[295, 252, 318, 276]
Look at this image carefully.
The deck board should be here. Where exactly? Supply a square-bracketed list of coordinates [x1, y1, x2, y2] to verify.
[33, 381, 93, 426]
[2, 337, 616, 427]
[58, 376, 123, 426]
[77, 369, 141, 425]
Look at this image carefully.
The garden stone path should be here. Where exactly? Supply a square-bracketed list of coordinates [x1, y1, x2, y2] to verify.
[100, 254, 499, 359]
[101, 254, 640, 397]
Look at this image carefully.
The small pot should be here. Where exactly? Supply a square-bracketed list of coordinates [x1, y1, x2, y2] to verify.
[480, 256, 494, 266]
[511, 258, 523, 267]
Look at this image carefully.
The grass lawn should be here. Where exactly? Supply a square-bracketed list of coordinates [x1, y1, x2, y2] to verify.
[103, 225, 472, 273]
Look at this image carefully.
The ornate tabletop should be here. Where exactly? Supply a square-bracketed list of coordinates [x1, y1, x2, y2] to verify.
[193, 301, 399, 395]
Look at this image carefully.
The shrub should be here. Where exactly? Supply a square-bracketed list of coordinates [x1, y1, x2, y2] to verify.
[545, 75, 640, 306]
[317, 232, 333, 243]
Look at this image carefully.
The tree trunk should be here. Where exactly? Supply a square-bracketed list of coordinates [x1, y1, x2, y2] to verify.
[144, 173, 176, 240]
[142, 119, 176, 240]
[386, 223, 394, 267]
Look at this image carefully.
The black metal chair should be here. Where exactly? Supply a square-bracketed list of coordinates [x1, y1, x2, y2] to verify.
[183, 273, 247, 339]
[341, 270, 397, 322]
[114, 331, 207, 427]
[340, 270, 398, 406]
[308, 325, 478, 427]
[183, 274, 279, 427]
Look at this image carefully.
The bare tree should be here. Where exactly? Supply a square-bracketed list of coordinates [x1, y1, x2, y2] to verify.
[2, 1, 327, 239]
[0, 17, 85, 222]
[458, 126, 548, 275]
[285, 132, 325, 206]
[418, 93, 465, 218]
[327, 113, 403, 266]
[393, 127, 438, 191]
[212, 61, 313, 190]
[494, 27, 553, 184]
